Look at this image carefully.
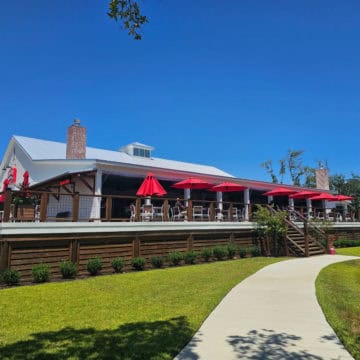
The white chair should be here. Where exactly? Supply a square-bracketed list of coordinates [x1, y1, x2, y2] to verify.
[202, 207, 210, 221]
[129, 204, 136, 222]
[193, 206, 203, 221]
[229, 207, 239, 221]
[153, 205, 164, 221]
[171, 206, 186, 221]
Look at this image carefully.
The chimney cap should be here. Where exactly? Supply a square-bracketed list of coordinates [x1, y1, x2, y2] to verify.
[73, 118, 81, 126]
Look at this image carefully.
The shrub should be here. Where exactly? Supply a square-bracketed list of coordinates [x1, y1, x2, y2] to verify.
[2, 269, 21, 286]
[132, 257, 146, 271]
[32, 264, 50, 283]
[334, 239, 360, 248]
[184, 251, 197, 265]
[200, 247, 213, 262]
[168, 251, 183, 266]
[86, 257, 103, 276]
[59, 261, 77, 279]
[111, 257, 125, 273]
[250, 246, 261, 257]
[212, 246, 228, 261]
[150, 256, 164, 269]
[226, 244, 238, 259]
[239, 247, 247, 258]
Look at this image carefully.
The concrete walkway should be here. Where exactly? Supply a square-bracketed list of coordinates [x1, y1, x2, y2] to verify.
[175, 255, 359, 360]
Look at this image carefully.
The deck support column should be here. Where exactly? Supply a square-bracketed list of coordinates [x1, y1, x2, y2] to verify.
[93, 169, 102, 222]
[244, 188, 250, 221]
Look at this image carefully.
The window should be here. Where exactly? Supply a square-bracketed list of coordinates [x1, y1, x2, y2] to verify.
[133, 147, 150, 158]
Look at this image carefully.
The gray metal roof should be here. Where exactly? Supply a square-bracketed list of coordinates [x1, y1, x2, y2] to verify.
[14, 136, 233, 177]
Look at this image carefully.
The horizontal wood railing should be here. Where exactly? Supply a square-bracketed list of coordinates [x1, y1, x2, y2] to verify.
[0, 188, 358, 223]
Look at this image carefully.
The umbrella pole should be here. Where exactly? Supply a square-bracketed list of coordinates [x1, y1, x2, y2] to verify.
[145, 196, 151, 205]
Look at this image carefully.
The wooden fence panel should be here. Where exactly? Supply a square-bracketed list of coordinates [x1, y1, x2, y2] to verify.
[10, 245, 70, 283]
[78, 239, 133, 276]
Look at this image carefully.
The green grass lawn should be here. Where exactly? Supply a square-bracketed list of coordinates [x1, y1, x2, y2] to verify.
[316, 257, 360, 360]
[335, 246, 360, 256]
[0, 257, 283, 360]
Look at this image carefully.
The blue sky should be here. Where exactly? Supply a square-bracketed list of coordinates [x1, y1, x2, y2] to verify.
[1, 0, 359, 182]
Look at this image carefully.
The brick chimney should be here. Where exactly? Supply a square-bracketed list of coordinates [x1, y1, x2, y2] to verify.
[315, 167, 329, 190]
[66, 119, 86, 159]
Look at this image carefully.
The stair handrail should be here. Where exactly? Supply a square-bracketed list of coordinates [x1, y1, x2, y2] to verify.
[289, 209, 327, 251]
[265, 205, 306, 256]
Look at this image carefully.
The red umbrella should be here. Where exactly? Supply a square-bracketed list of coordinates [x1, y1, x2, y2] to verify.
[22, 171, 30, 187]
[289, 190, 320, 199]
[334, 194, 354, 201]
[210, 182, 247, 192]
[7, 166, 17, 184]
[136, 173, 167, 197]
[172, 177, 213, 190]
[309, 193, 338, 201]
[0, 179, 10, 203]
[263, 187, 298, 196]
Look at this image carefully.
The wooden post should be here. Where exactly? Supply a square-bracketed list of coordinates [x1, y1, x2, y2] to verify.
[0, 240, 9, 271]
[39, 193, 48, 222]
[105, 196, 112, 221]
[3, 189, 12, 222]
[72, 192, 79, 222]
[163, 199, 169, 221]
[71, 239, 79, 264]
[209, 202, 215, 221]
[187, 233, 193, 251]
[133, 236, 140, 257]
[187, 200, 193, 221]
[304, 219, 309, 257]
[248, 204, 252, 221]
[135, 198, 141, 222]
[228, 203, 233, 222]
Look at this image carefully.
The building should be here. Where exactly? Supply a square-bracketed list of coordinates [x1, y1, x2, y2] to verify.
[0, 120, 325, 221]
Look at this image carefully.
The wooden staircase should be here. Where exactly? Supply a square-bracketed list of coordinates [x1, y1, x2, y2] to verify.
[267, 206, 327, 257]
[285, 222, 326, 257]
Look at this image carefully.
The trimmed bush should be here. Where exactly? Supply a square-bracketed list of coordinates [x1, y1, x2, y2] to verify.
[200, 247, 213, 262]
[334, 239, 360, 248]
[226, 244, 238, 259]
[111, 257, 125, 273]
[212, 246, 227, 261]
[32, 264, 50, 283]
[184, 251, 197, 265]
[86, 257, 103, 276]
[250, 246, 261, 257]
[59, 261, 77, 279]
[239, 247, 247, 258]
[168, 251, 183, 266]
[132, 257, 146, 271]
[2, 269, 21, 286]
[150, 256, 164, 269]
[247, 246, 261, 257]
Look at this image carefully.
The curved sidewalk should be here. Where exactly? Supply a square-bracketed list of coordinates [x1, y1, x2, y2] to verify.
[175, 255, 358, 360]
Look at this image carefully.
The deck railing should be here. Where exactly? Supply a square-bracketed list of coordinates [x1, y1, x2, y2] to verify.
[0, 188, 358, 223]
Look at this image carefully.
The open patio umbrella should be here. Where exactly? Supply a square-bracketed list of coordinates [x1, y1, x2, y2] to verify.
[210, 182, 247, 192]
[309, 193, 338, 201]
[289, 190, 320, 199]
[263, 187, 298, 196]
[136, 173, 167, 197]
[334, 194, 354, 201]
[172, 177, 213, 190]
